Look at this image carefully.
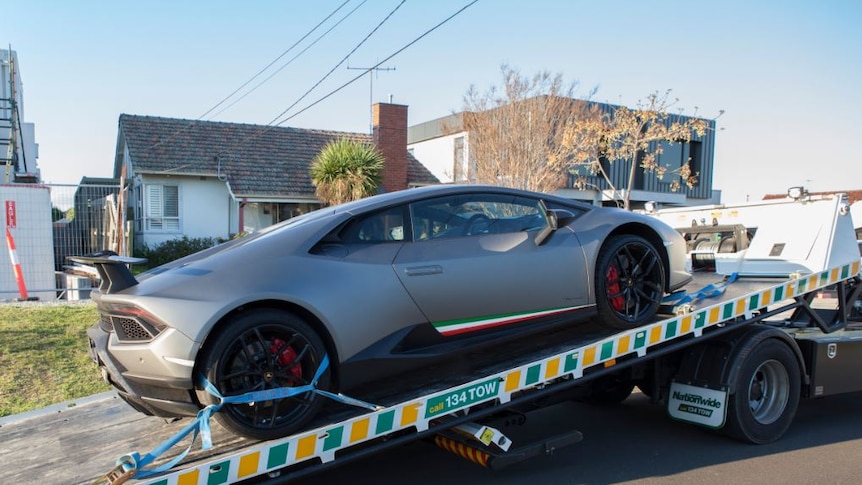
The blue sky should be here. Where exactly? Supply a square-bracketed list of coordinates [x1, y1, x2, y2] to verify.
[5, 0, 861, 203]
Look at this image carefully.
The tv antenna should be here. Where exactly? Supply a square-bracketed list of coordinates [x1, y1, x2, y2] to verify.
[347, 61, 396, 133]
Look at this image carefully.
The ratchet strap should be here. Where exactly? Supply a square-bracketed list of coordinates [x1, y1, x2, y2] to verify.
[663, 272, 739, 307]
[97, 354, 381, 484]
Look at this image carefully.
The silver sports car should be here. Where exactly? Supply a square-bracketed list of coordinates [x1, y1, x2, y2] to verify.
[78, 184, 691, 440]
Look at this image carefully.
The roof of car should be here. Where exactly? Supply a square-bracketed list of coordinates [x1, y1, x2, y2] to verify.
[327, 184, 594, 216]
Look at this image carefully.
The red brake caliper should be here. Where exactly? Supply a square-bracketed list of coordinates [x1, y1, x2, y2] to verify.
[270, 338, 302, 379]
[606, 264, 625, 312]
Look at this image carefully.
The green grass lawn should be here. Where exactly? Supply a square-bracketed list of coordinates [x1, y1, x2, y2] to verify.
[0, 302, 111, 417]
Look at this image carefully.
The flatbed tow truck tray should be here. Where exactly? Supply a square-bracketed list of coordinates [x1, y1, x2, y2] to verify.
[3, 269, 857, 485]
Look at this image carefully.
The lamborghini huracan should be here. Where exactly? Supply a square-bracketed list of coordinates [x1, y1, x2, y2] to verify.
[79, 184, 691, 439]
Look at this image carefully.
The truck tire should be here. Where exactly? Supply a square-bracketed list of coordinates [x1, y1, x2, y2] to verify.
[723, 338, 801, 444]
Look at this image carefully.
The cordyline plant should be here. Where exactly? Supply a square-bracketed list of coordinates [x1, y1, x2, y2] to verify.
[553, 90, 717, 209]
[310, 138, 384, 206]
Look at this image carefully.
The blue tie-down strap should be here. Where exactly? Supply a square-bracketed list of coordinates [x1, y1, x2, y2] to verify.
[107, 354, 382, 482]
[663, 272, 739, 307]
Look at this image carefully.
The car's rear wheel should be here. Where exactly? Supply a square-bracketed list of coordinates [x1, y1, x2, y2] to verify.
[195, 309, 329, 440]
[595, 234, 665, 329]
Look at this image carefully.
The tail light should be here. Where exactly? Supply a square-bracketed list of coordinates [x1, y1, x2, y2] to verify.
[98, 302, 168, 343]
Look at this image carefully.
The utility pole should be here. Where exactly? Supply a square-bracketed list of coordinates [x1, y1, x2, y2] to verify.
[347, 62, 395, 133]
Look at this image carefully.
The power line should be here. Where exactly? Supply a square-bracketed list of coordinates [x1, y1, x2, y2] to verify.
[260, 0, 407, 128]
[226, 0, 479, 152]
[140, 1, 355, 156]
[198, 0, 353, 120]
[274, 0, 478, 127]
[210, 0, 368, 120]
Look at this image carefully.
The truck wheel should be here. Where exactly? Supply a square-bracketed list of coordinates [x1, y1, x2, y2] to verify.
[723, 339, 801, 444]
[595, 235, 665, 329]
[196, 309, 330, 441]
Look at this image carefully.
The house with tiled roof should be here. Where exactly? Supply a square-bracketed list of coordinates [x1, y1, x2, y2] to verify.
[114, 103, 438, 250]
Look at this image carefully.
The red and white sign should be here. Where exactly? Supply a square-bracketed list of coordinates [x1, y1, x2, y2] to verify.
[5, 201, 15, 229]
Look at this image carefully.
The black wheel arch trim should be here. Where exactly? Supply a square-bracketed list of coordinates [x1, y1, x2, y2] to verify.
[604, 222, 673, 292]
[721, 325, 808, 393]
[678, 325, 809, 394]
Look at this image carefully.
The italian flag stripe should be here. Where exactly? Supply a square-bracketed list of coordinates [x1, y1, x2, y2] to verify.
[434, 306, 589, 336]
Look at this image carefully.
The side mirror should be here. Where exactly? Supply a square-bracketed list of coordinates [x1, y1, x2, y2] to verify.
[546, 209, 558, 231]
[549, 208, 576, 226]
[534, 202, 557, 246]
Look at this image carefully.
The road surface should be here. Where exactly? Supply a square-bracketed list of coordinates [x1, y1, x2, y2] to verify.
[2, 390, 860, 484]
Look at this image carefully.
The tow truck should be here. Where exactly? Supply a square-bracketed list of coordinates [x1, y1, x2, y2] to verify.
[2, 189, 861, 485]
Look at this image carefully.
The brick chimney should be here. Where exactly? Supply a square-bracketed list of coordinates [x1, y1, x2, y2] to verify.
[373, 102, 408, 193]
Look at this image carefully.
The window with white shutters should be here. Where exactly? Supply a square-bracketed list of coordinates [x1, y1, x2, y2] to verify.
[145, 184, 180, 231]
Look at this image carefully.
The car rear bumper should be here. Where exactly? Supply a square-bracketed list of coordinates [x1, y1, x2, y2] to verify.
[87, 325, 200, 418]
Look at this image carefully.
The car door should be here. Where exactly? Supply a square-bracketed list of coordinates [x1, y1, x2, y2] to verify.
[393, 192, 589, 336]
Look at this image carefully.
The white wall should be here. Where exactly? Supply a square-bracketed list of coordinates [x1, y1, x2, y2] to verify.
[408, 131, 467, 184]
[851, 201, 862, 232]
[0, 184, 55, 300]
[139, 174, 236, 248]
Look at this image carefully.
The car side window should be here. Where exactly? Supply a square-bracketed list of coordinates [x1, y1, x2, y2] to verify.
[340, 206, 407, 243]
[410, 194, 545, 241]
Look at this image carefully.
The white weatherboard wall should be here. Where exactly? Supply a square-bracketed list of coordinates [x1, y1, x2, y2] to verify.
[1, 184, 54, 300]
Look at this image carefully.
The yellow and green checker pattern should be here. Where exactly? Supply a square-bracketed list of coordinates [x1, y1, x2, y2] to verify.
[133, 261, 860, 485]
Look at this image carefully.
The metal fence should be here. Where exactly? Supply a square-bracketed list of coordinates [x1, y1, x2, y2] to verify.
[2, 182, 123, 301]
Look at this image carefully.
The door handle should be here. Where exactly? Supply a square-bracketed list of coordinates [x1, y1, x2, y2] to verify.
[404, 265, 443, 276]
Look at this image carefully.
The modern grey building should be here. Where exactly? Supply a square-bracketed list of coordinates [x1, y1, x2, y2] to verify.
[408, 98, 719, 208]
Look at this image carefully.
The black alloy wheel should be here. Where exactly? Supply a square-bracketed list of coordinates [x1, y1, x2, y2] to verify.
[196, 309, 330, 441]
[595, 234, 665, 329]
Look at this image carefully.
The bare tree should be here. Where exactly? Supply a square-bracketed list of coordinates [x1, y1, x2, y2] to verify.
[556, 90, 719, 209]
[459, 65, 596, 194]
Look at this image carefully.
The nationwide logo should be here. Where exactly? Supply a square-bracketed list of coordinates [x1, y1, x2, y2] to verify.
[671, 391, 722, 409]
[668, 384, 727, 427]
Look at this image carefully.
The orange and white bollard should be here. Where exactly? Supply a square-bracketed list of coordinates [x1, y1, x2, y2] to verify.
[5, 226, 29, 300]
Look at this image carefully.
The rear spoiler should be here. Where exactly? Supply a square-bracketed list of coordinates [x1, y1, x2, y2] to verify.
[67, 254, 148, 294]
